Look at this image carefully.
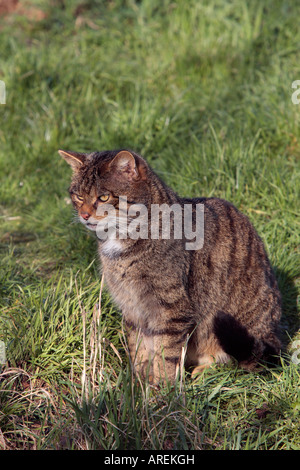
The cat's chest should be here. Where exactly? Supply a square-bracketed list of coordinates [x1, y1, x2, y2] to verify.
[101, 256, 154, 326]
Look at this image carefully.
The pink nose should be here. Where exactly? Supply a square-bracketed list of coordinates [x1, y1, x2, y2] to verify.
[81, 212, 90, 220]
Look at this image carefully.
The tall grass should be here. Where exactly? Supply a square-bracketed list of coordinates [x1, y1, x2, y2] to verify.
[0, 0, 299, 450]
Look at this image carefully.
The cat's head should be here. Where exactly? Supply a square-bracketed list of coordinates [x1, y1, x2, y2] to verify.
[59, 149, 150, 232]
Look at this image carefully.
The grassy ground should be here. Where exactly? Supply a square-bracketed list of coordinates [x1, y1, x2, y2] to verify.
[0, 0, 299, 450]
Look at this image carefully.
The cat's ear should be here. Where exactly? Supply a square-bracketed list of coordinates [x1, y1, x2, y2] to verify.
[58, 150, 86, 172]
[109, 150, 146, 181]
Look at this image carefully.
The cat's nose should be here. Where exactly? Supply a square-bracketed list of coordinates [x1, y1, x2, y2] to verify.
[81, 211, 90, 220]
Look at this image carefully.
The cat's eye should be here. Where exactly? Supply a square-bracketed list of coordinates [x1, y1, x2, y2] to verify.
[98, 194, 110, 202]
[74, 194, 83, 202]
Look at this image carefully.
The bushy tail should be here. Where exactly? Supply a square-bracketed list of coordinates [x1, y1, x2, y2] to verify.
[213, 311, 280, 369]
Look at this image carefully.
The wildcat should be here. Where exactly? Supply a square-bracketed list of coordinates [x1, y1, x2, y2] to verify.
[59, 148, 282, 383]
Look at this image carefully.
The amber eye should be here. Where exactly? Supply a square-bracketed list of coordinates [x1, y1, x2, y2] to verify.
[74, 194, 83, 202]
[98, 194, 110, 202]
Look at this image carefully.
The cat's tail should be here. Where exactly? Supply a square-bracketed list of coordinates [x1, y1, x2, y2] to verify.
[213, 311, 281, 370]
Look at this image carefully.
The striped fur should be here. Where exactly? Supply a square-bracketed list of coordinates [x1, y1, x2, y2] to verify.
[60, 149, 282, 383]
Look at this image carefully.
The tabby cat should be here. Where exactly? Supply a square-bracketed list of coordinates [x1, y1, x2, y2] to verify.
[59, 148, 282, 383]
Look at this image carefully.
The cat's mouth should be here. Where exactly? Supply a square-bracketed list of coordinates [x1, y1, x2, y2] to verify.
[79, 215, 99, 231]
[86, 222, 98, 230]
[80, 215, 128, 236]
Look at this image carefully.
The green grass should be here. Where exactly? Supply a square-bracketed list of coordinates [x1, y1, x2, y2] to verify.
[0, 0, 299, 450]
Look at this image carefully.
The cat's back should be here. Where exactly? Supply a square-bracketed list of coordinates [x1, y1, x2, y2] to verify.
[189, 196, 281, 323]
[195, 196, 272, 269]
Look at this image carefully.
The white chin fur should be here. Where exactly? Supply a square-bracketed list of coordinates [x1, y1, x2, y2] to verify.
[80, 216, 124, 255]
[101, 238, 124, 256]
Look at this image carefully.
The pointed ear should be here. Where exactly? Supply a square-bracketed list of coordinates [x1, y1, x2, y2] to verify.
[109, 150, 146, 181]
[58, 150, 86, 171]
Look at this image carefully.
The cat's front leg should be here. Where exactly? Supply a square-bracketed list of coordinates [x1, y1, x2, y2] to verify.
[152, 331, 187, 384]
[125, 319, 189, 385]
[125, 321, 154, 381]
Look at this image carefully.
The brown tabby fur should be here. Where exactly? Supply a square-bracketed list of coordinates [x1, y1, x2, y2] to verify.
[59, 148, 282, 383]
